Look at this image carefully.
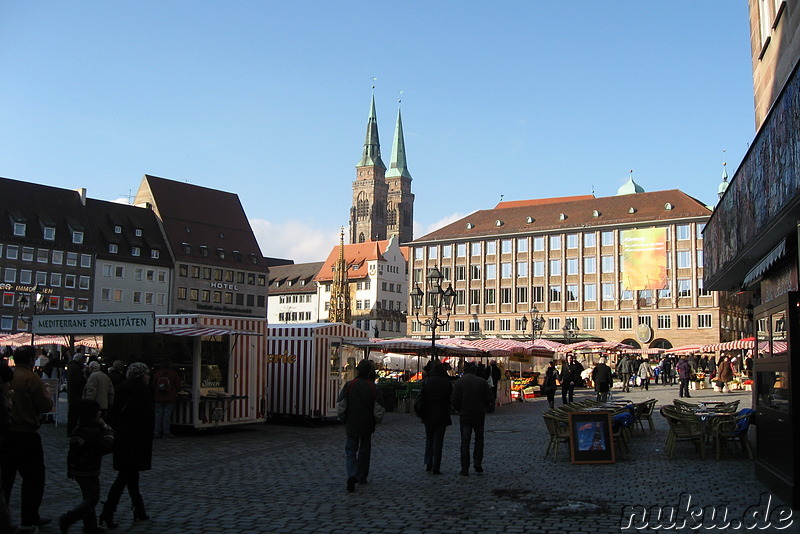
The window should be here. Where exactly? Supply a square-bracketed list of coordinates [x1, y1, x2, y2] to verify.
[19, 270, 32, 285]
[470, 289, 480, 306]
[696, 249, 704, 267]
[499, 319, 511, 332]
[639, 315, 652, 327]
[36, 249, 48, 263]
[112, 290, 123, 303]
[469, 320, 480, 333]
[516, 286, 528, 303]
[115, 266, 124, 278]
[35, 271, 46, 285]
[501, 239, 513, 254]
[43, 226, 55, 241]
[454, 320, 465, 332]
[584, 233, 596, 248]
[72, 231, 84, 244]
[698, 313, 712, 328]
[485, 241, 496, 255]
[101, 288, 111, 301]
[6, 246, 18, 260]
[619, 316, 633, 330]
[676, 225, 690, 240]
[470, 264, 481, 280]
[549, 235, 561, 250]
[13, 222, 25, 236]
[582, 316, 596, 330]
[63, 297, 75, 310]
[485, 263, 496, 279]
[135, 228, 143, 237]
[620, 285, 633, 300]
[601, 231, 614, 246]
[64, 274, 76, 288]
[3, 269, 16, 283]
[698, 278, 711, 297]
[442, 244, 452, 258]
[501, 262, 512, 278]
[51, 250, 62, 264]
[549, 259, 561, 276]
[455, 265, 466, 281]
[133, 291, 143, 303]
[696, 223, 706, 239]
[517, 238, 528, 253]
[471, 242, 482, 256]
[114, 225, 122, 234]
[676, 250, 692, 269]
[500, 287, 512, 304]
[20, 247, 33, 262]
[427, 246, 437, 260]
[517, 261, 528, 278]
[601, 256, 614, 273]
[658, 315, 671, 329]
[584, 257, 596, 274]
[533, 237, 545, 251]
[532, 286, 544, 303]
[659, 283, 671, 299]
[548, 317, 561, 331]
[108, 244, 118, 254]
[566, 234, 578, 249]
[533, 261, 545, 277]
[455, 290, 465, 306]
[602, 282, 614, 301]
[601, 316, 613, 330]
[50, 272, 61, 287]
[677, 279, 691, 297]
[566, 285, 579, 302]
[584, 283, 596, 301]
[457, 243, 466, 257]
[130, 247, 140, 257]
[677, 314, 692, 329]
[566, 258, 578, 275]
[80, 254, 91, 268]
[484, 288, 496, 305]
[483, 319, 495, 332]
[549, 285, 561, 302]
[79, 276, 90, 290]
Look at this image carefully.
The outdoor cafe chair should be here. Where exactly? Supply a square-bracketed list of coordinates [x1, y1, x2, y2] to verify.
[710, 409, 754, 460]
[709, 400, 740, 413]
[637, 399, 657, 433]
[673, 399, 699, 413]
[542, 413, 571, 462]
[660, 406, 706, 459]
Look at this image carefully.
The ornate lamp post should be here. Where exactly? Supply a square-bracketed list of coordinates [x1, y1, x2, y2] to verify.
[562, 318, 579, 343]
[17, 284, 48, 344]
[411, 266, 455, 361]
[521, 305, 545, 342]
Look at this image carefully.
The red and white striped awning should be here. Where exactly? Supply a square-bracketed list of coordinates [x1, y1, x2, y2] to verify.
[156, 326, 259, 337]
[622, 347, 666, 355]
[700, 337, 756, 353]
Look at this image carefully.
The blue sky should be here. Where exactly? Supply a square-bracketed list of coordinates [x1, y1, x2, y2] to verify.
[0, 2, 755, 262]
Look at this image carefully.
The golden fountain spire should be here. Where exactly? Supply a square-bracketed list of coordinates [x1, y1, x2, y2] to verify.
[328, 228, 351, 324]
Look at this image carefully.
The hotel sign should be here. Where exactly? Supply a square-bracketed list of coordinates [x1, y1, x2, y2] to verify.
[33, 312, 156, 335]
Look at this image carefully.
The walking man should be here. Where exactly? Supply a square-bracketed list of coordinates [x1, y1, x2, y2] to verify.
[337, 360, 384, 492]
[83, 361, 114, 419]
[1, 346, 53, 529]
[617, 354, 633, 393]
[152, 360, 182, 438]
[676, 355, 692, 398]
[452, 362, 493, 476]
[592, 357, 613, 403]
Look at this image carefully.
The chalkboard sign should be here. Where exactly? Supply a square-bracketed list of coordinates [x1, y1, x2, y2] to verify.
[568, 411, 615, 464]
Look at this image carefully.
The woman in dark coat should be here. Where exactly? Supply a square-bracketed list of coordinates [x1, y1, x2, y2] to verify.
[542, 360, 559, 409]
[418, 361, 453, 475]
[99, 362, 154, 528]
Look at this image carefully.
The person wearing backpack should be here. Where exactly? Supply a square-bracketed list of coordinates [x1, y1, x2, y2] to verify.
[151, 360, 181, 439]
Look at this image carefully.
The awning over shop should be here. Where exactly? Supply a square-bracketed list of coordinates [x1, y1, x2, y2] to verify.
[743, 237, 787, 288]
[700, 337, 756, 352]
[155, 326, 260, 337]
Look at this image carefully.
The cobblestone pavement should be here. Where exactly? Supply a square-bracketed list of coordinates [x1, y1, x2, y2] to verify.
[6, 383, 796, 534]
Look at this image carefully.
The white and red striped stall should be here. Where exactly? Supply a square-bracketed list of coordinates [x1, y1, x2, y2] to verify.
[266, 323, 368, 420]
[156, 315, 267, 429]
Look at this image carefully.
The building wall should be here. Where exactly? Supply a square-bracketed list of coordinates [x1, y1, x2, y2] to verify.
[172, 261, 267, 317]
[92, 259, 172, 314]
[409, 220, 726, 348]
[267, 292, 319, 324]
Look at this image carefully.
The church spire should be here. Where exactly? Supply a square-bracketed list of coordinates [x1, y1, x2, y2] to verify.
[386, 106, 411, 180]
[357, 94, 386, 169]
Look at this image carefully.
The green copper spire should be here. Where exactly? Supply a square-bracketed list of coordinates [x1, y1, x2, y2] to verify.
[386, 107, 411, 180]
[357, 94, 386, 169]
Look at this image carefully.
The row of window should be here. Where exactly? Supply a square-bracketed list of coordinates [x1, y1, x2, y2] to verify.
[354, 319, 403, 333]
[177, 264, 266, 286]
[10, 223, 83, 244]
[277, 294, 313, 304]
[440, 279, 711, 307]
[0, 245, 92, 268]
[107, 243, 160, 259]
[2, 293, 90, 315]
[415, 225, 706, 260]
[414, 252, 702, 283]
[102, 264, 167, 282]
[411, 313, 713, 333]
[2, 270, 91, 289]
[324, 299, 404, 312]
[99, 288, 167, 306]
[278, 311, 313, 322]
[179, 243, 259, 264]
[176, 286, 266, 307]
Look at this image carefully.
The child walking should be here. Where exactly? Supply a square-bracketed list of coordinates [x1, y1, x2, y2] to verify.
[59, 399, 114, 534]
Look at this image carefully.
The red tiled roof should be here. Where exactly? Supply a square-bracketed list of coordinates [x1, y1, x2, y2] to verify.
[315, 241, 389, 282]
[413, 190, 710, 243]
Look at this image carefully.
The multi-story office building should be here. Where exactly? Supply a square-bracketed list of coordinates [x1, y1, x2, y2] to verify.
[267, 262, 324, 324]
[0, 178, 96, 334]
[315, 236, 408, 337]
[133, 175, 280, 318]
[409, 182, 736, 349]
[85, 198, 174, 314]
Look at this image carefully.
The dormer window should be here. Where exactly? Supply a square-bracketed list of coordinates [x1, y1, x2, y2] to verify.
[664, 202, 673, 210]
[559, 213, 567, 221]
[43, 226, 55, 241]
[72, 231, 84, 244]
[114, 225, 122, 234]
[135, 228, 143, 237]
[199, 246, 208, 257]
[216, 248, 225, 259]
[233, 250, 242, 262]
[592, 210, 601, 217]
[131, 247, 141, 257]
[300, 280, 306, 286]
[628, 207, 636, 214]
[109, 244, 118, 254]
[250, 253, 258, 264]
[13, 222, 26, 236]
[526, 216, 534, 224]
[151, 250, 160, 259]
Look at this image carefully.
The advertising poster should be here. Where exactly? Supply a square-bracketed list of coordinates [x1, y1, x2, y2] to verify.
[621, 228, 667, 290]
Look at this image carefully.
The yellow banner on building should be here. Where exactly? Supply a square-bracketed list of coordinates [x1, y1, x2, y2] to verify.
[621, 228, 667, 290]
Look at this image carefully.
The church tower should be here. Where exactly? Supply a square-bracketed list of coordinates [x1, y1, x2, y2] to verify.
[350, 95, 388, 244]
[385, 106, 414, 244]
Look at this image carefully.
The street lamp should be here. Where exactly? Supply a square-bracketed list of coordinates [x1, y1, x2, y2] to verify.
[17, 284, 48, 344]
[520, 306, 545, 341]
[562, 318, 579, 343]
[411, 266, 455, 361]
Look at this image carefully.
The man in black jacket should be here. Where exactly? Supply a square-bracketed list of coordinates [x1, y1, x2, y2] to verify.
[452, 362, 493, 476]
[559, 355, 584, 405]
